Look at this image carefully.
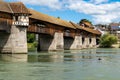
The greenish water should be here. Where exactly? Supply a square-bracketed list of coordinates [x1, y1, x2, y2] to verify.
[0, 48, 120, 80]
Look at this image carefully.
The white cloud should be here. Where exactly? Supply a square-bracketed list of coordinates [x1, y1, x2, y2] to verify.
[66, 0, 120, 24]
[16, 0, 62, 10]
[90, 0, 108, 4]
[66, 0, 106, 15]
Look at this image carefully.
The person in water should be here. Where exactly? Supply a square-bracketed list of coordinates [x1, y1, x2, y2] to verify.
[98, 58, 102, 60]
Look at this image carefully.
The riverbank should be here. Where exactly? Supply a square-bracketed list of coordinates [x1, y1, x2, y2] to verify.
[112, 44, 120, 48]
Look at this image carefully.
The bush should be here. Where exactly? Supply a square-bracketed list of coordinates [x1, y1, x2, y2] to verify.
[27, 33, 38, 50]
[27, 42, 37, 50]
[99, 33, 118, 48]
[27, 33, 35, 43]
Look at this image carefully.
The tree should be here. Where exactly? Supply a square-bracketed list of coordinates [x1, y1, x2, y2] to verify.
[27, 33, 35, 43]
[99, 33, 118, 48]
[79, 19, 92, 25]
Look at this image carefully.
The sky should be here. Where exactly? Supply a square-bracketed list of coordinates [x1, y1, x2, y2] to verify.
[5, 0, 120, 25]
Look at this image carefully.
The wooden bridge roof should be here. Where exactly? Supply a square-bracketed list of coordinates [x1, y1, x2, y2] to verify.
[29, 9, 101, 35]
[0, 1, 30, 14]
[70, 22, 101, 35]
[29, 9, 76, 29]
[0, 1, 11, 13]
[9, 2, 30, 14]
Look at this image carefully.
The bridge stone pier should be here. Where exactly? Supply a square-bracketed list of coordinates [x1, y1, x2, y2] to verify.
[0, 25, 28, 53]
[37, 32, 64, 51]
[89, 36, 97, 48]
[10, 25, 28, 53]
[64, 36, 82, 50]
[82, 37, 89, 48]
[70, 36, 82, 49]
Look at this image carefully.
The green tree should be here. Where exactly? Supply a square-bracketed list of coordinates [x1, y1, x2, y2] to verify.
[27, 33, 35, 43]
[79, 19, 92, 25]
[99, 33, 118, 48]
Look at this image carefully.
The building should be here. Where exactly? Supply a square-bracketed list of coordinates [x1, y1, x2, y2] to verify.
[109, 23, 120, 42]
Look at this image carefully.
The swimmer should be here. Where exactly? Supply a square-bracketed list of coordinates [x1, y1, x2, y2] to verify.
[98, 58, 102, 60]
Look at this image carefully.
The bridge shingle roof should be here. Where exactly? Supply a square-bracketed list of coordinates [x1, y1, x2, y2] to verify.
[0, 1, 30, 14]
[9, 2, 30, 14]
[29, 9, 76, 29]
[70, 22, 101, 35]
[0, 1, 11, 13]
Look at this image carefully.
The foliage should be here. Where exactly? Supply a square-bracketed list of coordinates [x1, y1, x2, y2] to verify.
[79, 19, 92, 25]
[99, 33, 118, 48]
[27, 33, 38, 50]
[27, 33, 36, 43]
[27, 42, 37, 49]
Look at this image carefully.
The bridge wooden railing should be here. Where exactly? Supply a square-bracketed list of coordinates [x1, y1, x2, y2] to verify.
[64, 31, 75, 38]
[27, 25, 53, 35]
[0, 18, 12, 33]
[27, 25, 37, 33]
[63, 29, 76, 38]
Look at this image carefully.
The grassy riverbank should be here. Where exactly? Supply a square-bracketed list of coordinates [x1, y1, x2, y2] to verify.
[112, 43, 120, 48]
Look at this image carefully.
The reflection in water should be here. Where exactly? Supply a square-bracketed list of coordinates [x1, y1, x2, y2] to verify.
[0, 54, 27, 62]
[28, 54, 64, 62]
[28, 50, 95, 62]
[28, 51, 64, 62]
[0, 48, 119, 63]
[27, 48, 120, 63]
[0, 48, 120, 80]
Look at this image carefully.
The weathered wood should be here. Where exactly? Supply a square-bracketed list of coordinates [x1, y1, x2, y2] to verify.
[0, 18, 12, 33]
[28, 19, 64, 36]
[64, 29, 75, 38]
[0, 12, 12, 19]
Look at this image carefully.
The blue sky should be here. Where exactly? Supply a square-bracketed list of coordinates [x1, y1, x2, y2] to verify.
[5, 0, 120, 24]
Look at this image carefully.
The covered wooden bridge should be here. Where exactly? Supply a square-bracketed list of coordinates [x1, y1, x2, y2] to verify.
[0, 1, 101, 53]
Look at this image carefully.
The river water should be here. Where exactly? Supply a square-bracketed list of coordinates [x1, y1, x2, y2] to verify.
[0, 48, 120, 80]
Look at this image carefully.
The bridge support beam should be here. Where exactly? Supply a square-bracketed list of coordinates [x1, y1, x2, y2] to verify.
[0, 25, 28, 53]
[37, 32, 64, 51]
[64, 36, 82, 50]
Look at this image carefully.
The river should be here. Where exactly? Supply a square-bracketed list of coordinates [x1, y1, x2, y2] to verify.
[0, 48, 120, 80]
